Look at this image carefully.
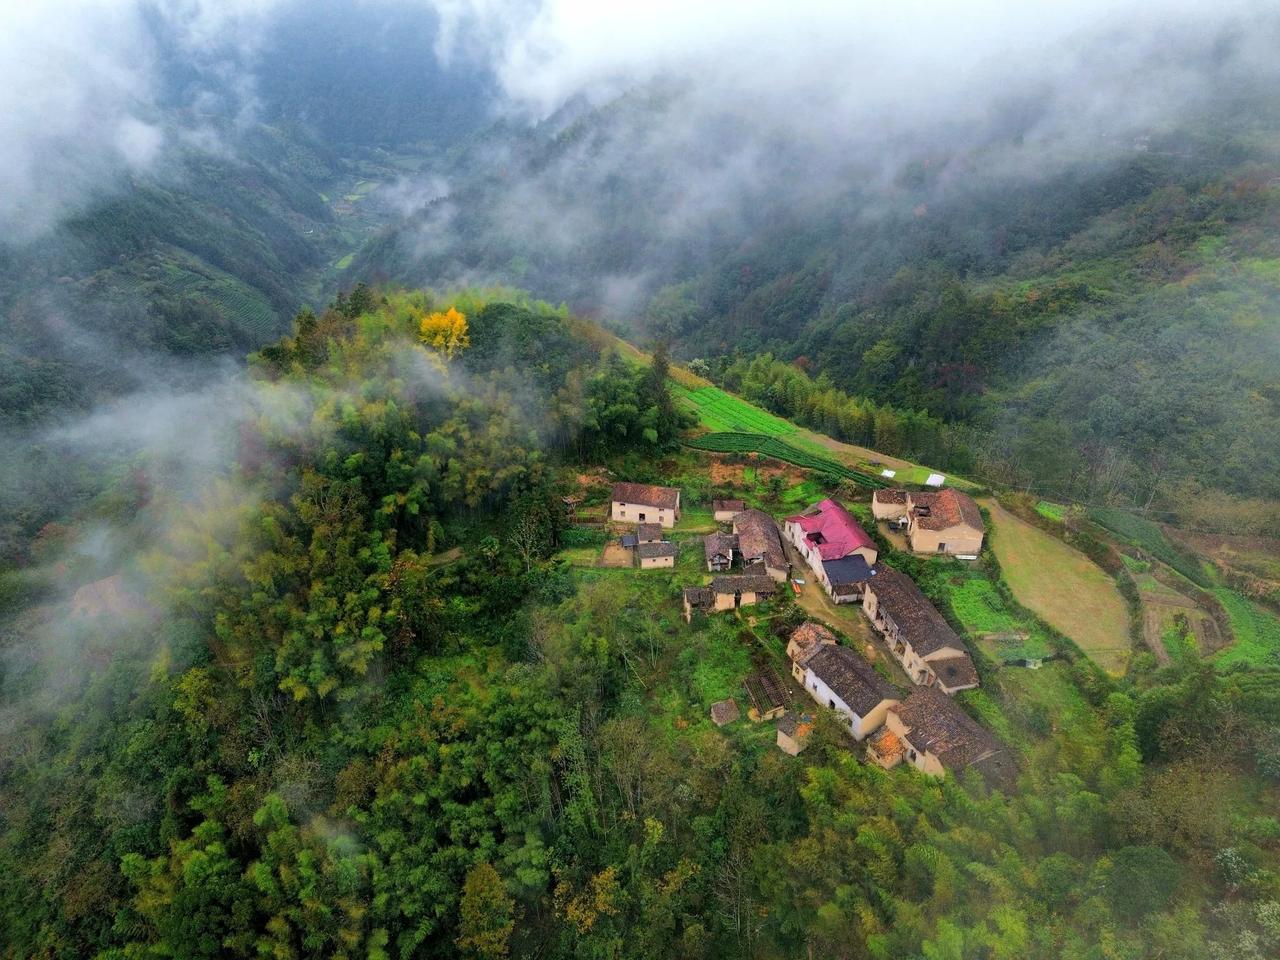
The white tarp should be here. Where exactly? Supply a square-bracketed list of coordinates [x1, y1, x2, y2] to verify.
[880, 468, 896, 478]
[925, 473, 945, 486]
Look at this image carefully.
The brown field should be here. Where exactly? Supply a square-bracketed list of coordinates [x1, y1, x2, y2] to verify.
[982, 500, 1132, 674]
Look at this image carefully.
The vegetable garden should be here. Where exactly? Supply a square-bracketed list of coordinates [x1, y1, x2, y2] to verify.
[685, 432, 889, 488]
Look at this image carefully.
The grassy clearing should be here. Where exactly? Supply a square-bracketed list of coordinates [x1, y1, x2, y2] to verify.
[984, 500, 1131, 674]
[1212, 589, 1280, 668]
[946, 576, 1023, 634]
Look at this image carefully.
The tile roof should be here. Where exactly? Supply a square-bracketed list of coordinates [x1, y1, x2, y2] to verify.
[704, 532, 739, 562]
[636, 523, 663, 542]
[776, 710, 814, 739]
[805, 645, 899, 717]
[868, 726, 906, 765]
[910, 488, 983, 532]
[891, 688, 1005, 771]
[786, 499, 875, 561]
[873, 488, 909, 505]
[932, 654, 979, 690]
[710, 575, 778, 596]
[713, 498, 745, 513]
[637, 542, 677, 559]
[710, 698, 740, 726]
[866, 566, 968, 657]
[612, 481, 680, 510]
[620, 534, 639, 548]
[822, 554, 875, 586]
[733, 509, 787, 572]
[683, 586, 714, 609]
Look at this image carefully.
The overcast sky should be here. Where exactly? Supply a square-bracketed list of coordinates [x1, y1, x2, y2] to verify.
[0, 0, 1275, 239]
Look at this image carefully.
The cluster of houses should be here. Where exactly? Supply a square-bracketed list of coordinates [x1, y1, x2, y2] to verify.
[607, 478, 1008, 781]
[780, 619, 1009, 780]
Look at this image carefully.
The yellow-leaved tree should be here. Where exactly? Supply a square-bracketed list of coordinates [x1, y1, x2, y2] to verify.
[419, 306, 469, 358]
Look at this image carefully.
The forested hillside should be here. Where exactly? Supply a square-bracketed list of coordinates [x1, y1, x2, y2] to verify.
[2, 289, 1278, 959]
[350, 84, 1280, 517]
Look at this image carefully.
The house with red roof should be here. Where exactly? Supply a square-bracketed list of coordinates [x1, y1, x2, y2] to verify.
[783, 499, 880, 603]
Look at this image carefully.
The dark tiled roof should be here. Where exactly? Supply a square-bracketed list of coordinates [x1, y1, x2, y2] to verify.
[620, 534, 639, 548]
[892, 688, 1005, 771]
[713, 498, 745, 513]
[867, 566, 968, 657]
[638, 542, 677, 559]
[733, 509, 787, 572]
[932, 654, 979, 690]
[822, 554, 875, 586]
[910, 488, 983, 532]
[805, 645, 899, 717]
[710, 698, 740, 725]
[612, 481, 680, 510]
[873, 488, 909, 504]
[683, 586, 714, 609]
[710, 575, 777, 596]
[704, 532, 738, 562]
[636, 523, 663, 542]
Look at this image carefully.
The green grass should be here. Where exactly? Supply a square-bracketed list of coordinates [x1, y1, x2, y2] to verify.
[1035, 501, 1067, 523]
[1212, 589, 1280, 668]
[1088, 507, 1212, 586]
[684, 433, 889, 488]
[335, 252, 355, 270]
[672, 384, 798, 436]
[946, 577, 1023, 634]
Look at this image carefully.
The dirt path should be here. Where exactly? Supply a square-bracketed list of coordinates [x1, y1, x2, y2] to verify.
[981, 499, 1131, 675]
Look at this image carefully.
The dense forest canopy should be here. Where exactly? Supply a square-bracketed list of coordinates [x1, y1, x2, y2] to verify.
[1, 3, 1279, 958]
[1, 289, 1278, 958]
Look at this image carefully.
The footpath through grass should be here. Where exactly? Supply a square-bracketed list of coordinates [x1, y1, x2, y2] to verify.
[983, 500, 1131, 674]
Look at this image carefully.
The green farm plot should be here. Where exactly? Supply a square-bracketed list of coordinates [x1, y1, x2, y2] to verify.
[984, 500, 1131, 674]
[674, 385, 798, 436]
[946, 577, 1023, 635]
[1088, 507, 1212, 586]
[1036, 501, 1067, 523]
[684, 433, 889, 488]
[1212, 589, 1280, 668]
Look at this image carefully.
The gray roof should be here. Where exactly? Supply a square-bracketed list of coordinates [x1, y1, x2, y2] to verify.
[710, 698, 740, 725]
[823, 554, 875, 586]
[866, 566, 968, 658]
[637, 541, 677, 559]
[683, 586, 714, 609]
[805, 645, 899, 716]
[612, 481, 680, 510]
[733, 509, 787, 572]
[710, 575, 777, 596]
[704, 532, 738, 561]
[636, 523, 663, 543]
[892, 688, 1006, 773]
[713, 498, 746, 513]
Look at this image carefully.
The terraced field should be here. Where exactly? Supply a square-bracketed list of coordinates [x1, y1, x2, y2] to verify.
[671, 385, 798, 435]
[684, 432, 889, 488]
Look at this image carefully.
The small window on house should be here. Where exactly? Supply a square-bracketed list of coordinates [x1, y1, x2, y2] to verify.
[937, 542, 946, 553]
[639, 512, 646, 521]
[828, 700, 835, 710]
